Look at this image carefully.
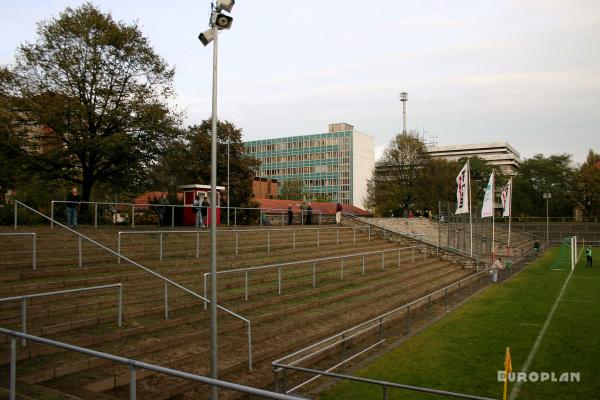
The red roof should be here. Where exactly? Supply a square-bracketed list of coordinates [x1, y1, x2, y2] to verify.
[256, 198, 370, 216]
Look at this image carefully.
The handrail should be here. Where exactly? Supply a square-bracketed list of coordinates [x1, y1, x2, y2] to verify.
[203, 245, 421, 306]
[13, 201, 254, 370]
[0, 328, 298, 400]
[0, 284, 123, 346]
[0, 232, 36, 270]
[117, 226, 355, 261]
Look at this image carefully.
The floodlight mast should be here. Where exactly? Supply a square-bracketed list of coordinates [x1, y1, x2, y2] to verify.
[400, 92, 408, 134]
[198, 1, 235, 399]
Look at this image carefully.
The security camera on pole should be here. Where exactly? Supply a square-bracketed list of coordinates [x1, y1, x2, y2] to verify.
[198, 1, 235, 399]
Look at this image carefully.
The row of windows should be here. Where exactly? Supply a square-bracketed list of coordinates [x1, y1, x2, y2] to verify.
[246, 137, 351, 153]
[258, 152, 351, 164]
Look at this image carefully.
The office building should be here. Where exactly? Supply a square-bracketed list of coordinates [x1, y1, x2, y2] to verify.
[243, 123, 375, 208]
[427, 142, 522, 174]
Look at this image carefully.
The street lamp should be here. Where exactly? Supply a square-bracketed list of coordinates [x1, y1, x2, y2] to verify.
[543, 192, 552, 244]
[198, 1, 235, 398]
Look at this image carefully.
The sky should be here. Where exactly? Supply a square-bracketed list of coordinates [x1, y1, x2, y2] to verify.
[1, 0, 599, 164]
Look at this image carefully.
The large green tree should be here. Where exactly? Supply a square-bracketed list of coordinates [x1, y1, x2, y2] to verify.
[512, 154, 575, 217]
[1, 3, 181, 203]
[153, 119, 260, 207]
[575, 149, 600, 217]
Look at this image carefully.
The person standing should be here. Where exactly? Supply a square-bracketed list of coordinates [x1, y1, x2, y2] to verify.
[201, 197, 210, 227]
[156, 194, 168, 227]
[586, 246, 593, 267]
[287, 204, 293, 225]
[335, 202, 343, 225]
[65, 187, 81, 226]
[193, 193, 203, 228]
[306, 203, 313, 225]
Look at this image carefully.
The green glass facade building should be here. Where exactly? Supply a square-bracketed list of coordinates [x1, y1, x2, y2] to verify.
[243, 123, 374, 208]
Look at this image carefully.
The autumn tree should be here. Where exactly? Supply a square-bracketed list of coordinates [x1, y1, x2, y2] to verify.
[575, 149, 600, 217]
[2, 3, 182, 203]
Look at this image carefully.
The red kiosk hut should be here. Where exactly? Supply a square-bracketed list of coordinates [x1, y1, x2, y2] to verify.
[178, 184, 225, 226]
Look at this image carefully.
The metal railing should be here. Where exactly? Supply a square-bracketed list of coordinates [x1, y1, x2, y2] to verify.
[0, 328, 298, 400]
[0, 284, 123, 346]
[0, 233, 36, 270]
[48, 200, 329, 228]
[117, 226, 356, 262]
[272, 249, 538, 399]
[203, 245, 422, 307]
[13, 201, 254, 370]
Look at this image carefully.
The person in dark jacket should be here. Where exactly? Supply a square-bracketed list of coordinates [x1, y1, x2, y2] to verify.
[306, 203, 313, 225]
[201, 197, 209, 227]
[335, 202, 343, 225]
[287, 204, 293, 225]
[65, 187, 81, 226]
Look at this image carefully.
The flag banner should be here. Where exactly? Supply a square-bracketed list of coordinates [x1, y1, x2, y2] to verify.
[501, 178, 512, 217]
[481, 171, 495, 218]
[455, 162, 469, 214]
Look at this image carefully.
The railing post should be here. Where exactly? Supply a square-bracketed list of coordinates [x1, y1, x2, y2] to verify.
[32, 234, 36, 271]
[10, 337, 16, 400]
[94, 203, 98, 228]
[267, 230, 271, 253]
[313, 261, 316, 288]
[234, 208, 237, 227]
[278, 266, 282, 295]
[245, 271, 249, 301]
[196, 232, 200, 258]
[117, 233, 121, 264]
[159, 232, 163, 261]
[164, 282, 169, 319]
[171, 206, 175, 228]
[383, 385, 389, 400]
[282, 368, 288, 393]
[78, 236, 82, 268]
[274, 368, 279, 393]
[236, 232, 239, 255]
[14, 201, 17, 230]
[50, 201, 54, 229]
[362, 256, 365, 276]
[203, 274, 208, 311]
[247, 321, 253, 371]
[131, 204, 135, 228]
[118, 285, 123, 328]
[21, 298, 27, 346]
[129, 364, 137, 400]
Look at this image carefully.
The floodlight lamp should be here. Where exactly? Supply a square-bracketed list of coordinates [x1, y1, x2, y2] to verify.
[198, 28, 215, 46]
[400, 92, 408, 102]
[212, 12, 234, 29]
[217, 0, 235, 13]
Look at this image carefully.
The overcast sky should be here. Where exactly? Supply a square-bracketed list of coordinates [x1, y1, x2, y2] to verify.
[1, 0, 599, 163]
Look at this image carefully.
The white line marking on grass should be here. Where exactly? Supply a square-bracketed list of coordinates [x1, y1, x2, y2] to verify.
[518, 323, 542, 327]
[509, 247, 584, 400]
[560, 299, 594, 303]
[550, 268, 565, 271]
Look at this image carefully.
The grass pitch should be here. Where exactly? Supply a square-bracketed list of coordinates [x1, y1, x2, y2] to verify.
[322, 245, 600, 400]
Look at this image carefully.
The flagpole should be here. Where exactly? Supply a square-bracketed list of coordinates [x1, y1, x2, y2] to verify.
[507, 177, 513, 256]
[468, 158, 473, 257]
[492, 170, 496, 262]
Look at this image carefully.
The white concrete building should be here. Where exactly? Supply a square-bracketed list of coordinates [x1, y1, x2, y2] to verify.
[427, 142, 522, 174]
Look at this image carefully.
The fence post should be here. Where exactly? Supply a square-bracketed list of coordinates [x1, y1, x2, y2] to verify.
[13, 201, 17, 230]
[21, 298, 27, 346]
[50, 201, 54, 229]
[129, 364, 137, 400]
[159, 233, 163, 261]
[362, 256, 365, 276]
[32, 234, 36, 271]
[78, 236, 82, 268]
[171, 206, 175, 228]
[164, 282, 169, 319]
[118, 285, 123, 328]
[10, 337, 16, 400]
[234, 208, 237, 227]
[117, 233, 121, 264]
[383, 385, 389, 400]
[131, 204, 135, 228]
[247, 321, 253, 371]
[313, 261, 316, 288]
[94, 203, 98, 228]
[245, 271, 249, 301]
[203, 274, 208, 311]
[278, 266, 282, 295]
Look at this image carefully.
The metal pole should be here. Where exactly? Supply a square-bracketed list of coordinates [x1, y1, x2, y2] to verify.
[546, 196, 550, 245]
[78, 236, 82, 268]
[129, 364, 137, 400]
[21, 298, 27, 346]
[94, 203, 98, 228]
[118, 286, 123, 328]
[245, 271, 249, 301]
[32, 234, 36, 271]
[341, 258, 344, 279]
[312, 261, 316, 288]
[160, 233, 163, 261]
[10, 337, 16, 400]
[131, 204, 135, 228]
[172, 205, 175, 228]
[50, 201, 54, 229]
[13, 201, 17, 230]
[164, 282, 169, 319]
[234, 208, 237, 227]
[278, 266, 282, 295]
[209, 23, 219, 400]
[235, 232, 239, 255]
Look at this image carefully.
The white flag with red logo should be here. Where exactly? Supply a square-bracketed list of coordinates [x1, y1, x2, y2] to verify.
[501, 178, 512, 217]
[481, 170, 495, 218]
